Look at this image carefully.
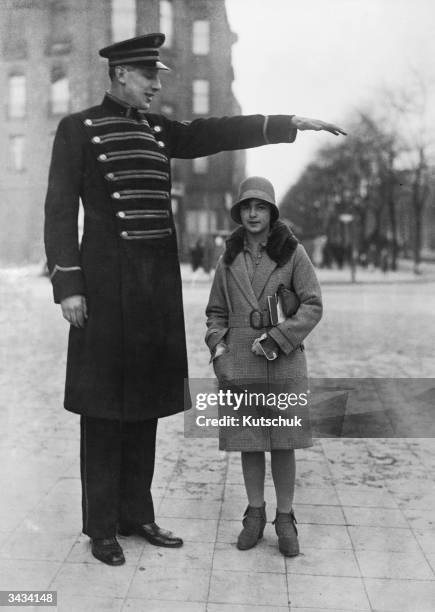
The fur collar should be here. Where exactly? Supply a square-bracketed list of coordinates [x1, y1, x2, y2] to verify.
[223, 220, 299, 267]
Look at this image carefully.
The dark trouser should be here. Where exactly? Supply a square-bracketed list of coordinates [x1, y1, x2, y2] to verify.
[80, 415, 158, 538]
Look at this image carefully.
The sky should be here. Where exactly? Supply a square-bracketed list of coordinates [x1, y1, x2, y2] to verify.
[225, 0, 435, 201]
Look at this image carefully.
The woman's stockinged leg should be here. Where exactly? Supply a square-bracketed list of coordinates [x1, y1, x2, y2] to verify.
[241, 451, 266, 506]
[271, 449, 299, 557]
[271, 449, 296, 513]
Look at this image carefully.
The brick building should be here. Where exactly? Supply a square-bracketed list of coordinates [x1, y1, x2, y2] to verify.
[0, 0, 245, 264]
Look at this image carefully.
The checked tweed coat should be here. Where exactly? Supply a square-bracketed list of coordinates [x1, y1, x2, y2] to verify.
[205, 221, 323, 450]
[44, 94, 298, 421]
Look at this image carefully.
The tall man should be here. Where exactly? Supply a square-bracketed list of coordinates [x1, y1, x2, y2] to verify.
[44, 33, 345, 566]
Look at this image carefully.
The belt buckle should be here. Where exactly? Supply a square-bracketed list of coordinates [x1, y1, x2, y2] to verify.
[249, 309, 264, 330]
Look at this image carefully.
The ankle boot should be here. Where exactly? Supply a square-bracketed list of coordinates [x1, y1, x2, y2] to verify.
[273, 509, 299, 557]
[237, 502, 266, 550]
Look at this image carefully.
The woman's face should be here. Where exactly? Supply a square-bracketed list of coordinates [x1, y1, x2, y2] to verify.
[240, 198, 271, 235]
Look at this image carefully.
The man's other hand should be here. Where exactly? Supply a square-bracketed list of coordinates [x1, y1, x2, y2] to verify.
[61, 295, 88, 328]
[291, 116, 347, 136]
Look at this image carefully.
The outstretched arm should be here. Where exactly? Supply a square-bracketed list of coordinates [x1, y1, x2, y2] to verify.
[165, 114, 296, 159]
[162, 113, 345, 159]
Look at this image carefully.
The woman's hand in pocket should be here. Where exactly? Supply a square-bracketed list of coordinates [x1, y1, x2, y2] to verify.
[212, 341, 228, 361]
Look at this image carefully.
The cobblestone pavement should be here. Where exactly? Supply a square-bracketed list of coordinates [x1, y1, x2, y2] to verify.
[0, 266, 434, 611]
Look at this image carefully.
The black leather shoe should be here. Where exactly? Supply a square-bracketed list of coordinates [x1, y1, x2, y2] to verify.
[91, 537, 125, 565]
[118, 522, 183, 548]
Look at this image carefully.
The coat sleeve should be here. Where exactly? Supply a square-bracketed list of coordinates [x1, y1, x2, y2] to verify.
[164, 114, 297, 159]
[205, 259, 230, 354]
[44, 115, 86, 304]
[268, 245, 323, 355]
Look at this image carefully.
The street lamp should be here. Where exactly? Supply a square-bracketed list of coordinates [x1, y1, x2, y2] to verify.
[339, 213, 356, 283]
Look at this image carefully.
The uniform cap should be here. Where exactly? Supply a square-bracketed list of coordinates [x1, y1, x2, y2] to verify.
[99, 33, 170, 70]
[231, 176, 279, 224]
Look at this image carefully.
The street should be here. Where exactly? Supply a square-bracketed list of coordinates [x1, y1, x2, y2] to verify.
[0, 265, 435, 611]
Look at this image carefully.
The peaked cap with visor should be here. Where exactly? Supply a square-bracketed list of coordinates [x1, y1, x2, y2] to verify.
[99, 33, 170, 70]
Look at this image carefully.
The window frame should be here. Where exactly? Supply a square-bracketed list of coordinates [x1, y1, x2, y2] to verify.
[111, 0, 137, 42]
[192, 79, 210, 115]
[8, 73, 26, 119]
[192, 20, 210, 55]
[159, 0, 174, 48]
[49, 69, 70, 116]
[9, 134, 25, 172]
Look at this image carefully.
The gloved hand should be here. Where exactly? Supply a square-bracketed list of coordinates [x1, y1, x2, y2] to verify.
[252, 333, 279, 360]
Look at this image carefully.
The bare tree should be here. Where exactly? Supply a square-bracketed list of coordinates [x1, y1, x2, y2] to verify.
[281, 73, 435, 274]
[383, 71, 435, 273]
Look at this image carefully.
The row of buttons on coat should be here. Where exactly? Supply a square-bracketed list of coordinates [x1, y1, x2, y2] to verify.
[84, 118, 162, 131]
[84, 118, 165, 146]
[91, 135, 165, 148]
[83, 117, 168, 204]
[111, 191, 169, 200]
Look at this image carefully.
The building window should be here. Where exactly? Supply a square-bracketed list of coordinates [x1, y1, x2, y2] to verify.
[46, 0, 72, 55]
[192, 20, 210, 55]
[159, 0, 173, 47]
[193, 80, 209, 114]
[8, 74, 26, 118]
[111, 0, 136, 41]
[193, 157, 209, 174]
[50, 69, 70, 115]
[186, 209, 216, 234]
[10, 135, 25, 172]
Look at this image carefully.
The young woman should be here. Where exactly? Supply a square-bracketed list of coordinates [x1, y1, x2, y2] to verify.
[205, 176, 322, 556]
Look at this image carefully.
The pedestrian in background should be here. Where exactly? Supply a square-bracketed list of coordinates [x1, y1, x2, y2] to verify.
[44, 31, 344, 566]
[205, 176, 323, 556]
[190, 238, 205, 272]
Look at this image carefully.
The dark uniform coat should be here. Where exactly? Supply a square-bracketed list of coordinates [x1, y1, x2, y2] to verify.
[44, 94, 297, 421]
[205, 222, 323, 451]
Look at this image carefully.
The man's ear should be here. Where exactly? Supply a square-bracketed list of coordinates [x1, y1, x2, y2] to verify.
[115, 65, 128, 85]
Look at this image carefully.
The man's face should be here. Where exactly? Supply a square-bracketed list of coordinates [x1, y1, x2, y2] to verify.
[240, 198, 272, 235]
[117, 65, 162, 110]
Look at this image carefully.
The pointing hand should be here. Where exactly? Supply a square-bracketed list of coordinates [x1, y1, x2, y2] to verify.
[291, 116, 347, 136]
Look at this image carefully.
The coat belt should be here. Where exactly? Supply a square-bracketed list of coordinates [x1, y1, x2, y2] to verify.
[228, 310, 272, 330]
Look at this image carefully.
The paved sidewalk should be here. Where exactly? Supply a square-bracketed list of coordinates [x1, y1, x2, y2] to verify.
[0, 270, 434, 611]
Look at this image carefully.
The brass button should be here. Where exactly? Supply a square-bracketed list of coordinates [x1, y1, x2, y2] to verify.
[157, 140, 165, 148]
[117, 211, 126, 218]
[112, 192, 121, 199]
[120, 231, 128, 239]
[92, 136, 101, 144]
[106, 172, 115, 180]
[153, 125, 162, 133]
[84, 119, 92, 126]
[98, 154, 107, 161]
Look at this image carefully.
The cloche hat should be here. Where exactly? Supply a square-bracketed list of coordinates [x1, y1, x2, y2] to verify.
[230, 176, 279, 224]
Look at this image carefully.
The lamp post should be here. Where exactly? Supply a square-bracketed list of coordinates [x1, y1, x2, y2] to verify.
[339, 213, 356, 283]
